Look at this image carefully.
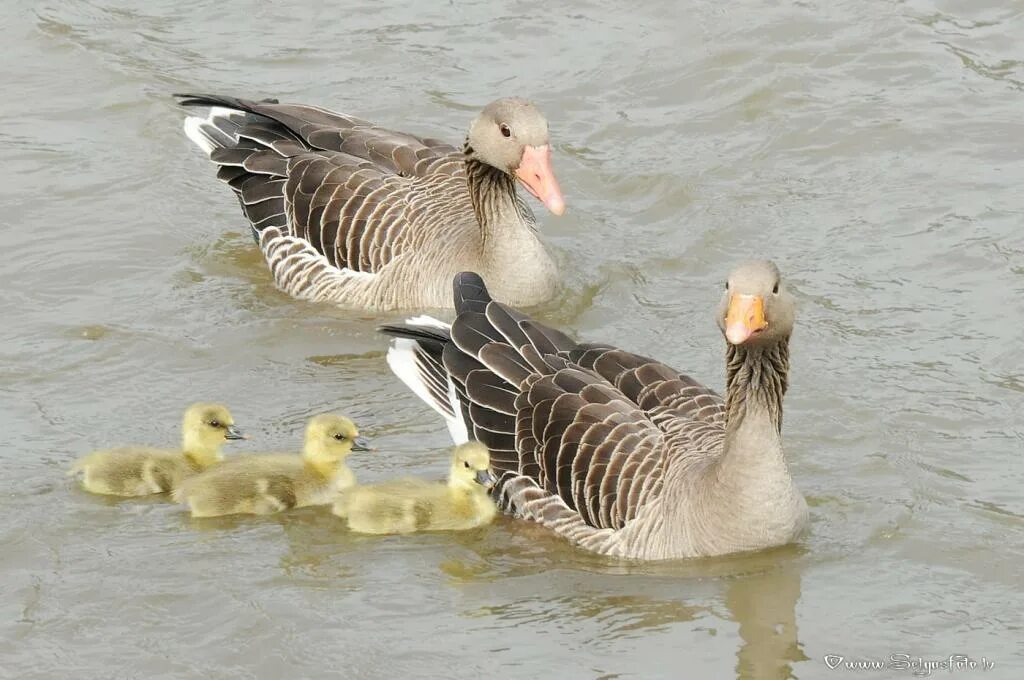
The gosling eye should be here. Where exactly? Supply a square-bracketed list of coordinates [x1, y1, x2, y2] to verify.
[725, 281, 730, 291]
[499, 123, 512, 138]
[772, 282, 780, 295]
[463, 461, 471, 469]
[209, 420, 221, 429]
[333, 433, 346, 441]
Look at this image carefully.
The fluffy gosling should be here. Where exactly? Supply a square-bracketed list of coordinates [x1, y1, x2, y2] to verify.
[174, 413, 370, 518]
[68, 403, 244, 496]
[334, 441, 497, 534]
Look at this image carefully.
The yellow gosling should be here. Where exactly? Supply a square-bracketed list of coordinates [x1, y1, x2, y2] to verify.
[174, 414, 370, 518]
[68, 403, 244, 496]
[334, 442, 497, 534]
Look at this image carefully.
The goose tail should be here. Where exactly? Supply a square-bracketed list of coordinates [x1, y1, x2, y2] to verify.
[176, 93, 277, 157]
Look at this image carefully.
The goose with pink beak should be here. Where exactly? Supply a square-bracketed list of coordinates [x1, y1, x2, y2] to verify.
[179, 92, 566, 310]
[466, 97, 565, 217]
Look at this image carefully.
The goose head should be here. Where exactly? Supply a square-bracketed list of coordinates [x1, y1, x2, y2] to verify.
[303, 414, 372, 465]
[182, 402, 244, 462]
[717, 260, 795, 346]
[467, 97, 565, 216]
[449, 441, 497, 491]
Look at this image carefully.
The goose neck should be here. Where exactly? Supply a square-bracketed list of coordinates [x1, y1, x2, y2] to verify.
[464, 148, 529, 239]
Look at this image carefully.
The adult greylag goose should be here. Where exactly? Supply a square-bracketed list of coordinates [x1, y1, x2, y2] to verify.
[378, 261, 808, 560]
[176, 94, 564, 311]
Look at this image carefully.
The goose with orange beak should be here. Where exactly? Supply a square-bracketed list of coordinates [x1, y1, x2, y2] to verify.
[378, 259, 807, 559]
[721, 261, 791, 347]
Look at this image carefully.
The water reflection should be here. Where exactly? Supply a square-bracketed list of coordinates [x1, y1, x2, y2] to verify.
[183, 498, 807, 678]
[471, 590, 700, 641]
[442, 520, 808, 677]
[727, 565, 808, 680]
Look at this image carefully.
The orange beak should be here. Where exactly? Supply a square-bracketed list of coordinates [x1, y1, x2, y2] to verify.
[514, 144, 565, 216]
[725, 294, 768, 344]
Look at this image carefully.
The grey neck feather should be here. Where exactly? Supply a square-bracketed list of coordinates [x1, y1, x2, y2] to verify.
[657, 336, 800, 557]
[464, 143, 533, 241]
[723, 338, 789, 435]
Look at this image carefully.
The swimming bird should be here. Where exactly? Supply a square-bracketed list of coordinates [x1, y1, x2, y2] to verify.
[378, 261, 808, 559]
[68, 403, 244, 496]
[177, 94, 564, 310]
[333, 441, 498, 534]
[174, 414, 371, 517]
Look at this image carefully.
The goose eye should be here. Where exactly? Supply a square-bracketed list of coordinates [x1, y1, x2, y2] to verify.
[333, 433, 346, 441]
[209, 420, 221, 428]
[499, 123, 512, 138]
[772, 282, 779, 294]
[724, 281, 730, 291]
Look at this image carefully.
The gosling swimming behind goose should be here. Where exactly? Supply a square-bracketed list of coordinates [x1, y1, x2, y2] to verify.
[177, 94, 563, 310]
[334, 442, 498, 534]
[379, 261, 808, 560]
[68, 403, 244, 497]
[174, 414, 370, 517]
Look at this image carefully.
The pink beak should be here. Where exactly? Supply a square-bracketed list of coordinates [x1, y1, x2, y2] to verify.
[514, 144, 565, 216]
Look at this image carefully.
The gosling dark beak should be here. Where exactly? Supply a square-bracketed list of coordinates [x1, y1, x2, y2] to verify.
[352, 436, 373, 452]
[475, 469, 497, 489]
[224, 425, 246, 441]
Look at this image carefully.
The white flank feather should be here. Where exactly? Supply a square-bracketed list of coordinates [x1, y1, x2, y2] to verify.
[386, 325, 468, 445]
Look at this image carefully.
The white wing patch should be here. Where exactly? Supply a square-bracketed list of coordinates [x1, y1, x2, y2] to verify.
[405, 315, 452, 331]
[385, 317, 468, 444]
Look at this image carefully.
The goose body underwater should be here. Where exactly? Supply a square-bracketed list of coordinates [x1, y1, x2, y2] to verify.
[334, 442, 498, 534]
[379, 261, 808, 560]
[68, 403, 244, 496]
[174, 414, 371, 517]
[177, 94, 564, 311]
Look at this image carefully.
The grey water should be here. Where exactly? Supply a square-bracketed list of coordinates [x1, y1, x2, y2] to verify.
[1, 0, 1022, 678]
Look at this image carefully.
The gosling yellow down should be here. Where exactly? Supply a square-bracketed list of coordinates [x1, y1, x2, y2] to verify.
[68, 403, 244, 496]
[174, 414, 370, 517]
[334, 442, 498, 534]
